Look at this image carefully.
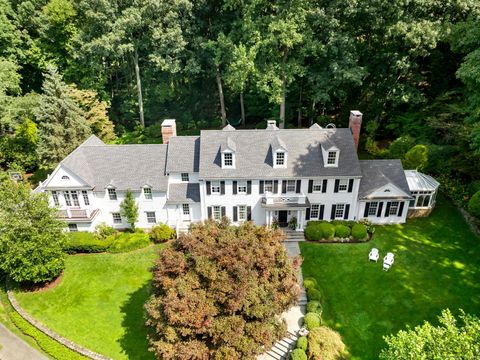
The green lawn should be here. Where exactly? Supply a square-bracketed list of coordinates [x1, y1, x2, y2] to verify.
[300, 197, 480, 359]
[15, 245, 163, 360]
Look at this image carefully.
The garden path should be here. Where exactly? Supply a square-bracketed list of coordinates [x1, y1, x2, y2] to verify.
[0, 323, 48, 360]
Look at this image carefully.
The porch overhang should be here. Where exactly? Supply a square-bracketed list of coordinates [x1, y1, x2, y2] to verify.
[261, 197, 310, 209]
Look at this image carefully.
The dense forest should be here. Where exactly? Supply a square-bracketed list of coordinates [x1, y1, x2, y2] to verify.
[0, 0, 479, 207]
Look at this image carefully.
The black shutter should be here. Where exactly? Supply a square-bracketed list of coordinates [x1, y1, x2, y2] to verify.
[233, 181, 237, 194]
[348, 179, 354, 193]
[322, 179, 327, 193]
[221, 206, 226, 217]
[259, 180, 264, 194]
[233, 206, 238, 221]
[220, 181, 225, 195]
[398, 202, 405, 217]
[308, 180, 313, 193]
[247, 181, 252, 194]
[247, 206, 252, 220]
[282, 181, 287, 194]
[385, 202, 391, 217]
[377, 202, 384, 217]
[273, 180, 278, 193]
[331, 205, 336, 220]
[296, 180, 302, 193]
[334, 179, 340, 193]
[207, 206, 212, 218]
[319, 205, 325, 220]
[305, 208, 311, 220]
[344, 204, 350, 219]
[206, 181, 211, 195]
[364, 202, 370, 217]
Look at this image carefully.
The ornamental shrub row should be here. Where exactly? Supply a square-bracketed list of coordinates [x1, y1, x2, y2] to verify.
[107, 232, 151, 253]
[64, 230, 151, 254]
[305, 220, 372, 242]
[149, 223, 176, 242]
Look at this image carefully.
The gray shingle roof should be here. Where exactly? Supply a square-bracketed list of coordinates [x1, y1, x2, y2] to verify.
[358, 160, 412, 199]
[61, 143, 168, 191]
[165, 136, 200, 173]
[198, 128, 362, 179]
[167, 183, 201, 203]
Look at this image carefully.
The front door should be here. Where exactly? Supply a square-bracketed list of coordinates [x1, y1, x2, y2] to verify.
[278, 210, 288, 227]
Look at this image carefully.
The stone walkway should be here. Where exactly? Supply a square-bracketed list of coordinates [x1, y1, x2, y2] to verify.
[0, 324, 48, 360]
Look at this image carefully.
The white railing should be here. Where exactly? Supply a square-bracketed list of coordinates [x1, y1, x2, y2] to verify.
[57, 208, 97, 219]
[262, 192, 307, 205]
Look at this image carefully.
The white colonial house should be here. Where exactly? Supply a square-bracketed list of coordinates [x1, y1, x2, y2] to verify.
[34, 111, 439, 233]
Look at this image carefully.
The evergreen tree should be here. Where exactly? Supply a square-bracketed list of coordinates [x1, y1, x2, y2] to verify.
[36, 65, 91, 168]
[120, 190, 138, 230]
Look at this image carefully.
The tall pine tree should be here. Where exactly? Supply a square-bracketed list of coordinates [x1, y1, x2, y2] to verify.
[36, 65, 90, 168]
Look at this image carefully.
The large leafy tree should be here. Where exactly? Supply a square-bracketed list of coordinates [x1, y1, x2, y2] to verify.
[381, 309, 480, 359]
[36, 65, 91, 168]
[0, 180, 66, 283]
[146, 220, 300, 359]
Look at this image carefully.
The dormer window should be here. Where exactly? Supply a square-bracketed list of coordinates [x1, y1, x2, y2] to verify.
[221, 137, 236, 168]
[143, 187, 152, 200]
[327, 151, 337, 165]
[323, 146, 339, 167]
[223, 153, 233, 167]
[108, 188, 117, 200]
[276, 152, 285, 166]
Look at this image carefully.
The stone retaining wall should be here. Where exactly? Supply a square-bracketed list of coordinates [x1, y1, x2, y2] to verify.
[6, 287, 111, 360]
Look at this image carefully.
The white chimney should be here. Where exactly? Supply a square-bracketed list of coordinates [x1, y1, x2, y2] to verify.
[266, 120, 279, 130]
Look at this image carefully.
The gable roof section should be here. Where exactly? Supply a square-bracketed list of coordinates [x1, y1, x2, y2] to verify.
[61, 144, 168, 191]
[166, 136, 200, 173]
[405, 170, 440, 192]
[199, 128, 362, 179]
[81, 135, 105, 146]
[358, 160, 412, 199]
[167, 183, 201, 203]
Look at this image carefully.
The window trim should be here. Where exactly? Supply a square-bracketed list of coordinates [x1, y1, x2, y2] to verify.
[237, 181, 247, 194]
[182, 204, 190, 215]
[181, 173, 189, 182]
[238, 205, 247, 221]
[112, 212, 122, 224]
[68, 224, 78, 232]
[312, 180, 322, 192]
[222, 152, 234, 168]
[367, 202, 378, 216]
[264, 180, 273, 193]
[143, 187, 153, 200]
[286, 180, 296, 193]
[389, 201, 399, 216]
[335, 204, 345, 219]
[146, 211, 156, 224]
[211, 181, 221, 194]
[52, 191, 60, 206]
[108, 188, 117, 201]
[61, 175, 70, 181]
[71, 191, 80, 207]
[213, 205, 222, 221]
[81, 190, 90, 206]
[64, 191, 72, 206]
[338, 179, 348, 192]
[310, 204, 320, 219]
[275, 151, 285, 166]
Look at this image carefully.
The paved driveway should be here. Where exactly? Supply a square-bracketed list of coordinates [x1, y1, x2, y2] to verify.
[0, 324, 48, 360]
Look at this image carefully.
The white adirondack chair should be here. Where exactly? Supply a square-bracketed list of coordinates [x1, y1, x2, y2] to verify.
[383, 252, 395, 271]
[368, 248, 379, 262]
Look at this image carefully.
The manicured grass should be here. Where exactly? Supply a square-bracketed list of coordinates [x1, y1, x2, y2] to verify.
[300, 197, 480, 359]
[15, 245, 163, 360]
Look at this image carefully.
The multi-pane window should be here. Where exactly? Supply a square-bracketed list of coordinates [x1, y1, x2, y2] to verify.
[211, 181, 221, 194]
[223, 153, 233, 166]
[335, 204, 345, 219]
[112, 212, 122, 224]
[181, 173, 189, 182]
[264, 180, 273, 192]
[338, 179, 348, 192]
[276, 152, 285, 166]
[238, 181, 247, 194]
[71, 191, 80, 206]
[310, 204, 320, 219]
[82, 190, 90, 205]
[327, 151, 337, 165]
[68, 224, 78, 232]
[389, 201, 399, 215]
[312, 181, 322, 192]
[238, 205, 247, 221]
[144, 187, 152, 200]
[286, 180, 296, 192]
[368, 202, 378, 216]
[182, 204, 190, 215]
[146, 211, 156, 223]
[213, 206, 222, 221]
[64, 191, 72, 206]
[52, 191, 60, 206]
[108, 188, 117, 200]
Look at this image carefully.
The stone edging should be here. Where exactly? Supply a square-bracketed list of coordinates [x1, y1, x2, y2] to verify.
[456, 205, 480, 236]
[6, 284, 111, 360]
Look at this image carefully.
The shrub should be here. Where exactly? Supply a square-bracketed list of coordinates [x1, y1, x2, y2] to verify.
[307, 287, 322, 301]
[468, 181, 480, 197]
[64, 232, 114, 254]
[305, 221, 323, 241]
[150, 223, 176, 242]
[303, 277, 318, 290]
[319, 222, 335, 240]
[468, 190, 480, 219]
[108, 232, 151, 253]
[403, 144, 428, 171]
[304, 312, 322, 330]
[307, 301, 323, 316]
[335, 224, 351, 238]
[290, 348, 307, 360]
[94, 222, 116, 240]
[308, 326, 348, 360]
[351, 224, 368, 240]
[296, 336, 308, 351]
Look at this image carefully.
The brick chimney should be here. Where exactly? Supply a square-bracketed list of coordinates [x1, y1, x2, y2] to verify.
[161, 119, 177, 144]
[348, 110, 362, 151]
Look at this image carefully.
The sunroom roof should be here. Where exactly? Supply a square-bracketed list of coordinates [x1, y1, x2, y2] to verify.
[405, 170, 440, 192]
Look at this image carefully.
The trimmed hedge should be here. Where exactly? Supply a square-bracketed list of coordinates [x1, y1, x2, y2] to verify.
[303, 277, 318, 290]
[304, 312, 322, 330]
[307, 326, 347, 360]
[351, 224, 368, 241]
[296, 336, 308, 351]
[107, 232, 151, 253]
[290, 348, 307, 360]
[307, 287, 321, 301]
[306, 300, 323, 316]
[149, 223, 176, 243]
[64, 232, 114, 254]
[335, 224, 351, 238]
